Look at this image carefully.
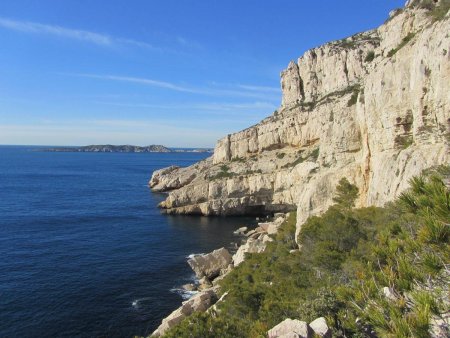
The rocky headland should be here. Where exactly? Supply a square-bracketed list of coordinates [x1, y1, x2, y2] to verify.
[150, 1, 449, 241]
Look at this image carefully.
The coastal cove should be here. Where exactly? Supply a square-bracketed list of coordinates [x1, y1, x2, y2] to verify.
[0, 146, 256, 337]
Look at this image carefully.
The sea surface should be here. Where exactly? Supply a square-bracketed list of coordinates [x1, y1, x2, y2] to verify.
[0, 146, 255, 337]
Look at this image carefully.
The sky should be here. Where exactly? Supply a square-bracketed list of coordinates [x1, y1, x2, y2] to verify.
[0, 0, 406, 147]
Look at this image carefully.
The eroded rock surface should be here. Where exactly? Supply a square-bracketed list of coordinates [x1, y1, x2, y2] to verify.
[150, 4, 449, 240]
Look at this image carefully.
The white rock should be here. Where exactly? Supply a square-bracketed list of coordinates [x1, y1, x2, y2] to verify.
[232, 234, 271, 266]
[267, 216, 285, 235]
[187, 247, 232, 279]
[233, 226, 248, 235]
[245, 229, 257, 237]
[309, 317, 331, 338]
[268, 318, 313, 338]
[382, 286, 398, 301]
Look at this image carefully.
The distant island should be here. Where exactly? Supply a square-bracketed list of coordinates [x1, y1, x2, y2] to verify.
[43, 144, 213, 153]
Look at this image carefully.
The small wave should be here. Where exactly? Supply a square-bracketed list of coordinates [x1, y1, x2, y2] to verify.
[131, 297, 152, 308]
[186, 253, 203, 259]
[170, 287, 198, 300]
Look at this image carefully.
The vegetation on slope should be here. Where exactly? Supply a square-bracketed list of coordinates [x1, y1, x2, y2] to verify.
[163, 166, 449, 337]
[410, 0, 450, 22]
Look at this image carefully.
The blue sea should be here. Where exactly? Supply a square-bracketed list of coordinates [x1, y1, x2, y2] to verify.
[0, 146, 254, 337]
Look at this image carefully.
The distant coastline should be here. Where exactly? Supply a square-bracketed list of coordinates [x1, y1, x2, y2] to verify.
[41, 144, 213, 153]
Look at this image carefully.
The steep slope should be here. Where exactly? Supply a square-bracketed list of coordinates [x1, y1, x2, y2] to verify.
[150, 2, 449, 239]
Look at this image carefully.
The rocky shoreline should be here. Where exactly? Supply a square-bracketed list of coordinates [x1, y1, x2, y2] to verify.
[150, 213, 288, 337]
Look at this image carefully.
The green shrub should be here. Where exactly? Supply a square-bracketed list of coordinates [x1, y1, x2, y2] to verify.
[208, 164, 235, 180]
[347, 87, 360, 106]
[364, 50, 375, 62]
[309, 148, 320, 162]
[333, 177, 359, 210]
[394, 134, 414, 149]
[231, 157, 246, 163]
[220, 164, 230, 172]
[387, 32, 416, 57]
[410, 0, 450, 22]
[162, 167, 449, 337]
[281, 148, 320, 168]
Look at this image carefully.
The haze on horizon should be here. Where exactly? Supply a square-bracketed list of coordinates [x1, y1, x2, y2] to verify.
[0, 0, 405, 148]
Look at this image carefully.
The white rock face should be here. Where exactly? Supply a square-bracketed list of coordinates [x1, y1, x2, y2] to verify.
[151, 289, 217, 337]
[309, 317, 331, 338]
[268, 319, 313, 338]
[150, 4, 449, 240]
[187, 247, 232, 279]
[149, 158, 211, 192]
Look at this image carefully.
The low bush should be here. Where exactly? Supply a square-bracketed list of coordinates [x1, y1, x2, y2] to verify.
[364, 50, 375, 62]
[387, 32, 416, 57]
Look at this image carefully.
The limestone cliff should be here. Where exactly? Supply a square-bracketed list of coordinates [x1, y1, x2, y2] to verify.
[150, 2, 449, 239]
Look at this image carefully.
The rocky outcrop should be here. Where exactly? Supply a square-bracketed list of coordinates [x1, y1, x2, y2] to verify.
[187, 247, 232, 280]
[150, 3, 449, 239]
[233, 234, 272, 266]
[151, 289, 217, 337]
[232, 214, 285, 265]
[149, 158, 212, 192]
[268, 319, 313, 338]
[152, 246, 235, 336]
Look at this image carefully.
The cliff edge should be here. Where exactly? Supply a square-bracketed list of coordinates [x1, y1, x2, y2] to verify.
[150, 1, 449, 239]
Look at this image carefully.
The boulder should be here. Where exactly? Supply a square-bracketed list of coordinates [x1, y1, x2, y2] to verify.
[309, 317, 331, 338]
[151, 289, 217, 337]
[268, 319, 313, 338]
[233, 226, 248, 235]
[233, 234, 272, 266]
[187, 247, 232, 279]
[181, 283, 197, 292]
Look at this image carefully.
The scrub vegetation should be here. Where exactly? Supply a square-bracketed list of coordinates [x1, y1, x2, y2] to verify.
[164, 166, 449, 337]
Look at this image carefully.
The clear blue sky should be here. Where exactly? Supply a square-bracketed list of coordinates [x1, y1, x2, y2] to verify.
[0, 0, 405, 147]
